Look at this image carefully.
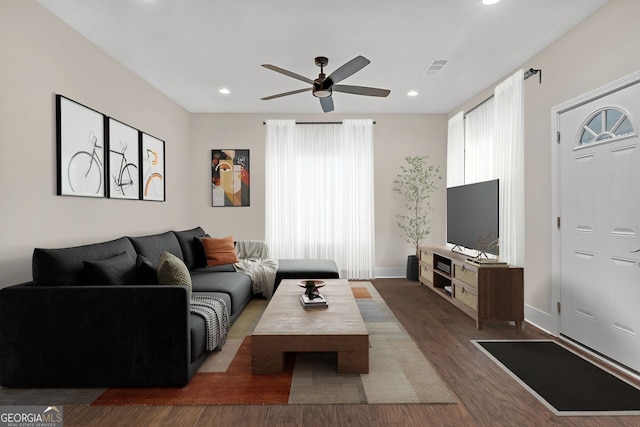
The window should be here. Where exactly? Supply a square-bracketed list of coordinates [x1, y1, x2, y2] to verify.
[578, 107, 636, 146]
[265, 120, 375, 280]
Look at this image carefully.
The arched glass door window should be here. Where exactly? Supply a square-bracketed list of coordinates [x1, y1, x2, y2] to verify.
[578, 107, 636, 146]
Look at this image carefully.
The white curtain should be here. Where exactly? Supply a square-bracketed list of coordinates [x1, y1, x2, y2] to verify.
[447, 111, 465, 187]
[265, 119, 375, 279]
[265, 120, 296, 256]
[464, 98, 496, 184]
[494, 69, 525, 266]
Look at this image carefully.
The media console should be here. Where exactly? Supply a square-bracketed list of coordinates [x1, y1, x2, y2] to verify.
[418, 246, 524, 330]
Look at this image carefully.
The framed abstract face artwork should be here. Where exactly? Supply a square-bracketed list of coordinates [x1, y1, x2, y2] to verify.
[211, 149, 250, 206]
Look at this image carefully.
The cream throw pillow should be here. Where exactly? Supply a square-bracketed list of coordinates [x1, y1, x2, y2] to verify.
[157, 251, 192, 298]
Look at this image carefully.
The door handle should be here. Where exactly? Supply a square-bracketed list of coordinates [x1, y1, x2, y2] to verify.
[632, 249, 640, 253]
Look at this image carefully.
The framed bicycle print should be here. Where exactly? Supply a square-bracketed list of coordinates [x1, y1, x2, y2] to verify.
[56, 95, 106, 197]
[107, 118, 140, 200]
[140, 132, 165, 201]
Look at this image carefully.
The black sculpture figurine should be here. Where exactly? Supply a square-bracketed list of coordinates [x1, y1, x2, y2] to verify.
[301, 280, 325, 300]
[305, 281, 318, 299]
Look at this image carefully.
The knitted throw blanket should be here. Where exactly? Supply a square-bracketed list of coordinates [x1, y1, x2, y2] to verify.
[234, 259, 278, 300]
[234, 240, 278, 300]
[190, 295, 229, 351]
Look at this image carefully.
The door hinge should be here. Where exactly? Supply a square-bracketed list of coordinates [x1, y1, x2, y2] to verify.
[557, 217, 561, 228]
[557, 301, 561, 314]
[557, 131, 561, 144]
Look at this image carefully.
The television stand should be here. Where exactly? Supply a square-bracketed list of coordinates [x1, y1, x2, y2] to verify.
[418, 246, 524, 330]
[465, 258, 507, 267]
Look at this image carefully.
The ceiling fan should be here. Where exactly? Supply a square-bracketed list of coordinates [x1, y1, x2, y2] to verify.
[260, 55, 390, 112]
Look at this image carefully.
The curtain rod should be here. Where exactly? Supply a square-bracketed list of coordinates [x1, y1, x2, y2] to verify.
[464, 68, 541, 117]
[262, 121, 376, 125]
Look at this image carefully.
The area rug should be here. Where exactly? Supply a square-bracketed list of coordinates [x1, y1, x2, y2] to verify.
[474, 340, 640, 416]
[93, 282, 456, 405]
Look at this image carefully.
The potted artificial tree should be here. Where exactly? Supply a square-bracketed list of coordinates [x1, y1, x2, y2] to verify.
[394, 155, 442, 281]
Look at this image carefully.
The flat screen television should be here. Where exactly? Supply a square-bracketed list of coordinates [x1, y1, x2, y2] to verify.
[446, 179, 499, 256]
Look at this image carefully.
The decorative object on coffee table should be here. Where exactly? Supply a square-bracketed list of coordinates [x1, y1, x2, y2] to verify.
[299, 293, 328, 309]
[298, 279, 326, 299]
[394, 155, 442, 281]
[298, 280, 328, 308]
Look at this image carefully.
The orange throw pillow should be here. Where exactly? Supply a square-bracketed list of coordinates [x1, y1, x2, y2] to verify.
[201, 236, 239, 267]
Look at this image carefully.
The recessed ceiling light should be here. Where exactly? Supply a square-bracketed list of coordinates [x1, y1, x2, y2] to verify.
[482, 0, 500, 5]
[219, 88, 230, 95]
[407, 90, 418, 97]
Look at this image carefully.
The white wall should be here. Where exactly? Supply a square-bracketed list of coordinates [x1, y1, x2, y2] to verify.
[0, 1, 192, 287]
[189, 113, 448, 277]
[448, 0, 640, 331]
[0, 0, 447, 286]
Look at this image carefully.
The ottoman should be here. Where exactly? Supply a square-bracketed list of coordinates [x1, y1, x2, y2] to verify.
[275, 259, 339, 285]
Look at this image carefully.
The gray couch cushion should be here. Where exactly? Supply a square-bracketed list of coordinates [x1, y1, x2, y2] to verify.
[190, 313, 206, 363]
[128, 231, 183, 268]
[173, 227, 207, 270]
[190, 272, 251, 317]
[32, 237, 137, 285]
[83, 251, 137, 285]
[190, 264, 236, 274]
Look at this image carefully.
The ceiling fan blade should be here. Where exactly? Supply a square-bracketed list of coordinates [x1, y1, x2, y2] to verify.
[261, 87, 312, 100]
[333, 84, 390, 97]
[261, 64, 314, 85]
[320, 96, 334, 113]
[326, 55, 370, 85]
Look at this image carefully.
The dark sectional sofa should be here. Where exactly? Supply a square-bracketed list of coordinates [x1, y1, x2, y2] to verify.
[0, 226, 338, 388]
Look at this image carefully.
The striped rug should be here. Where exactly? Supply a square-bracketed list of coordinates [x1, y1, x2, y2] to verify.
[92, 281, 456, 405]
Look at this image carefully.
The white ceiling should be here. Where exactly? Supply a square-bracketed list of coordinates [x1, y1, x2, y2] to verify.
[36, 0, 609, 114]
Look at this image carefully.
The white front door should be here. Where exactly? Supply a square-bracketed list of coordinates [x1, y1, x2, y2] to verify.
[558, 81, 640, 372]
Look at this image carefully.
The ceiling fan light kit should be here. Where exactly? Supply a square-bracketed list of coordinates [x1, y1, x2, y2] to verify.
[261, 55, 390, 112]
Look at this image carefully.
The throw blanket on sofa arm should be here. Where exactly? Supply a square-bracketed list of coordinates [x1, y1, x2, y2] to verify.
[234, 240, 279, 299]
[235, 240, 270, 260]
[190, 295, 229, 351]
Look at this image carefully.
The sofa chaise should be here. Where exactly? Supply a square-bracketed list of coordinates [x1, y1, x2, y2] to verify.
[0, 226, 338, 388]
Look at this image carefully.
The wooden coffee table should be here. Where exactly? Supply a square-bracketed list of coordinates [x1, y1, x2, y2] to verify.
[251, 278, 369, 374]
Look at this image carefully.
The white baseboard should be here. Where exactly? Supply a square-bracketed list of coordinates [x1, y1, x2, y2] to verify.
[524, 303, 557, 336]
[374, 266, 405, 278]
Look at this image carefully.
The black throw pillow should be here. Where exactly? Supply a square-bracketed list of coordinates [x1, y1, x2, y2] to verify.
[192, 235, 210, 269]
[83, 251, 136, 285]
[136, 254, 159, 285]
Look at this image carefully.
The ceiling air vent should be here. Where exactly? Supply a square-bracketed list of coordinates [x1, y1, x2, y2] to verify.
[423, 59, 448, 75]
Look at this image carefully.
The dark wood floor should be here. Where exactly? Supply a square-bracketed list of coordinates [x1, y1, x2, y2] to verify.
[64, 278, 640, 426]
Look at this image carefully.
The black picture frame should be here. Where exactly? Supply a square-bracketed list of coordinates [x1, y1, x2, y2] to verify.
[211, 149, 250, 206]
[106, 117, 141, 200]
[56, 95, 106, 198]
[140, 132, 166, 201]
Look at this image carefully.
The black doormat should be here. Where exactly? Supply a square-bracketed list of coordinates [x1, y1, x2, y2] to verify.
[474, 340, 640, 415]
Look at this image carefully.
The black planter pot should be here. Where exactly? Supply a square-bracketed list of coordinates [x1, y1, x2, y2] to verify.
[406, 255, 419, 281]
